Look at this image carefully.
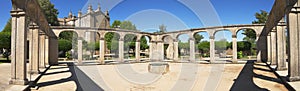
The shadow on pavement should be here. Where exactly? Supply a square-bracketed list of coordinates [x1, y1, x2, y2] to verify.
[230, 60, 288, 91]
[36, 63, 104, 91]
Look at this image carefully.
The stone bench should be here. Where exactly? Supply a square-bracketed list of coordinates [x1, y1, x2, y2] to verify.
[148, 62, 169, 74]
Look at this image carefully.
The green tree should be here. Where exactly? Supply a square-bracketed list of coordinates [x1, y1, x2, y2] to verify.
[243, 10, 268, 41]
[158, 24, 167, 33]
[38, 0, 60, 26]
[252, 10, 269, 24]
[111, 20, 121, 28]
[2, 18, 11, 32]
[194, 34, 204, 44]
[140, 36, 149, 50]
[197, 41, 210, 56]
[58, 39, 72, 57]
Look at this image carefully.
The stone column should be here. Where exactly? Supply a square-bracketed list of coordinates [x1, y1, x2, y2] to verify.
[271, 30, 277, 65]
[99, 38, 105, 64]
[9, 10, 28, 85]
[287, 3, 300, 81]
[157, 41, 164, 61]
[276, 26, 287, 70]
[119, 38, 124, 62]
[210, 36, 215, 63]
[232, 35, 237, 63]
[44, 36, 49, 66]
[189, 38, 196, 62]
[149, 41, 153, 60]
[48, 37, 58, 65]
[267, 34, 272, 62]
[173, 40, 179, 62]
[257, 35, 268, 62]
[39, 34, 46, 68]
[135, 40, 140, 62]
[77, 39, 83, 64]
[29, 26, 40, 74]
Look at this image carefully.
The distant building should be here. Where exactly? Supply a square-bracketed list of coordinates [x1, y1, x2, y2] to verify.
[57, 4, 110, 42]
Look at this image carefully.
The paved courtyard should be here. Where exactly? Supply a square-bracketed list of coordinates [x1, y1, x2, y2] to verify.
[13, 61, 292, 91]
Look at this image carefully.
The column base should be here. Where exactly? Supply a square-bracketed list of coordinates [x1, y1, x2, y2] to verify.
[289, 76, 300, 82]
[97, 59, 105, 65]
[136, 59, 140, 63]
[232, 59, 238, 64]
[9, 79, 28, 85]
[28, 70, 40, 74]
[276, 67, 287, 71]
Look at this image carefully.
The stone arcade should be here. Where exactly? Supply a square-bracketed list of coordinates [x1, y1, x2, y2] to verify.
[9, 0, 300, 85]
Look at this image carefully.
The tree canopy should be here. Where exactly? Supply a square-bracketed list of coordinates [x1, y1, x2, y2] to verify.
[38, 0, 60, 26]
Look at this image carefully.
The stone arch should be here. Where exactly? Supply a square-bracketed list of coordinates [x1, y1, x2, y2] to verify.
[55, 29, 78, 37]
[235, 28, 258, 36]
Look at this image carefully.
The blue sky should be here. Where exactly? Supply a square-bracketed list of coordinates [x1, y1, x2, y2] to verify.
[0, 0, 274, 41]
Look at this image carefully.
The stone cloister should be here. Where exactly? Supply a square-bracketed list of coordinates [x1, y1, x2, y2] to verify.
[9, 0, 300, 85]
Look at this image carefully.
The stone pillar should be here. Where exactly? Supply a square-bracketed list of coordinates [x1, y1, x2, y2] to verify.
[135, 41, 140, 62]
[29, 26, 39, 73]
[119, 38, 124, 62]
[77, 39, 83, 64]
[149, 41, 153, 60]
[189, 38, 196, 62]
[287, 3, 300, 81]
[99, 38, 105, 64]
[157, 41, 164, 61]
[39, 34, 46, 68]
[257, 35, 268, 62]
[210, 36, 215, 63]
[271, 30, 277, 65]
[173, 40, 179, 62]
[276, 26, 287, 70]
[9, 10, 28, 85]
[232, 35, 237, 63]
[48, 37, 58, 65]
[44, 37, 49, 66]
[267, 34, 272, 62]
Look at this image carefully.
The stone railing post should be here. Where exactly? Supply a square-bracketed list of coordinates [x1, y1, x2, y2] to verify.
[189, 38, 196, 62]
[10, 10, 28, 85]
[232, 35, 237, 63]
[276, 26, 287, 70]
[135, 40, 141, 62]
[77, 38, 83, 64]
[271, 29, 277, 65]
[209, 36, 215, 63]
[39, 33, 46, 68]
[99, 37, 105, 64]
[173, 39, 179, 62]
[287, 2, 300, 81]
[119, 38, 124, 62]
[29, 24, 40, 74]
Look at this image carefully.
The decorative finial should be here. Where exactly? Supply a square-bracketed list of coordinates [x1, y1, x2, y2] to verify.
[97, 3, 101, 11]
[68, 11, 73, 18]
[78, 10, 82, 17]
[88, 4, 93, 13]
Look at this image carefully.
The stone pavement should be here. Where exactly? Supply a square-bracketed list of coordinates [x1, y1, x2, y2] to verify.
[25, 61, 295, 91]
[0, 63, 47, 91]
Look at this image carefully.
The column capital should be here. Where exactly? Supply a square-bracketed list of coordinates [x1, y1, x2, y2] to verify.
[136, 39, 141, 42]
[173, 39, 179, 42]
[119, 38, 124, 41]
[10, 10, 26, 17]
[232, 35, 237, 38]
[189, 38, 195, 41]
